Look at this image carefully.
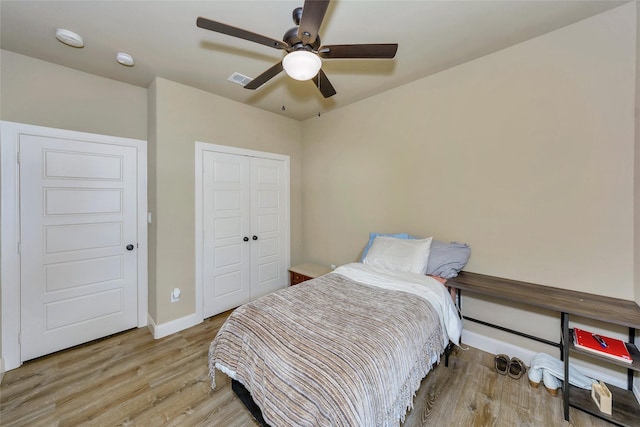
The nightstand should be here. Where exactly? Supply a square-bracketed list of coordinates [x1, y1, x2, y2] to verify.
[288, 263, 332, 285]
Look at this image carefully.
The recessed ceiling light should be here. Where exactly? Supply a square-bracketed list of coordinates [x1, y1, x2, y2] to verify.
[116, 52, 135, 67]
[55, 29, 84, 48]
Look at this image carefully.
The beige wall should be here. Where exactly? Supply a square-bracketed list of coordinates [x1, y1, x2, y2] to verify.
[149, 77, 302, 324]
[0, 50, 147, 140]
[302, 4, 636, 349]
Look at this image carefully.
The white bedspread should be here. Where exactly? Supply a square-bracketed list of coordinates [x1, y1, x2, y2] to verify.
[334, 263, 463, 346]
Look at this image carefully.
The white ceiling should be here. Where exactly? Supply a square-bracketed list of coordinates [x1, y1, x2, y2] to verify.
[0, 1, 628, 121]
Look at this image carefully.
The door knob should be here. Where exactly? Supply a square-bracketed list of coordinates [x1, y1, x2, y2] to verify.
[243, 236, 249, 242]
[252, 235, 258, 240]
[126, 244, 135, 251]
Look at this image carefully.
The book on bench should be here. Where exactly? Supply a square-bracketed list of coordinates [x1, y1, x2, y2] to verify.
[573, 328, 632, 364]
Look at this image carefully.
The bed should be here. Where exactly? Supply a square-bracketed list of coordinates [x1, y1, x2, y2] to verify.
[208, 258, 464, 427]
[209, 234, 470, 426]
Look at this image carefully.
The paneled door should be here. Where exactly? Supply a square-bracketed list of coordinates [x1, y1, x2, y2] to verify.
[202, 151, 252, 317]
[250, 157, 288, 299]
[202, 149, 288, 318]
[19, 134, 139, 361]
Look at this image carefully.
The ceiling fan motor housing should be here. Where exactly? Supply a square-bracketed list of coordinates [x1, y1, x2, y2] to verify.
[283, 26, 320, 51]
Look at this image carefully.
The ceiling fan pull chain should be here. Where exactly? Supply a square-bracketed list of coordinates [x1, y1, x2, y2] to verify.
[281, 87, 286, 111]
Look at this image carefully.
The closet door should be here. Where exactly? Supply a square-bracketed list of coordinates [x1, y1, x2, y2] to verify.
[201, 148, 289, 318]
[203, 151, 252, 317]
[250, 157, 287, 299]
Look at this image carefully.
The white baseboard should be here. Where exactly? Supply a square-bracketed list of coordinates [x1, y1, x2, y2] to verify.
[461, 330, 629, 391]
[462, 329, 538, 365]
[147, 312, 202, 339]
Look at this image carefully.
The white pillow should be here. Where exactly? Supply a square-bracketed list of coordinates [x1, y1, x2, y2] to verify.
[363, 236, 433, 275]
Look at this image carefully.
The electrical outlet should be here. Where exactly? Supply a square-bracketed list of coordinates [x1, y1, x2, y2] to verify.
[331, 264, 336, 270]
[171, 288, 180, 303]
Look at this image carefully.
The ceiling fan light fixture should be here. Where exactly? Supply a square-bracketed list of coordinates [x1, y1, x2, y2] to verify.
[282, 51, 321, 81]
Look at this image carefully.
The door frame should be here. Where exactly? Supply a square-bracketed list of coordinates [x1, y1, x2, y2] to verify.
[1, 121, 148, 371]
[194, 141, 290, 321]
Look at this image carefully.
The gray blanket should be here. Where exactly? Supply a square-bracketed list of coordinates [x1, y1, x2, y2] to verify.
[209, 272, 445, 427]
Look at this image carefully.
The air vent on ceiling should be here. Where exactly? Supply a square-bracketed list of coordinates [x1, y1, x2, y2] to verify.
[228, 72, 253, 86]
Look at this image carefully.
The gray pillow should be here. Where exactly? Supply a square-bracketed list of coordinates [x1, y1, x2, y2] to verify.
[426, 241, 471, 279]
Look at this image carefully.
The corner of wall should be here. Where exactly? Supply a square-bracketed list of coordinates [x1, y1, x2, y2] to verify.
[635, 0, 640, 308]
[632, 0, 640, 403]
[0, 357, 5, 384]
[147, 79, 158, 322]
[146, 312, 201, 339]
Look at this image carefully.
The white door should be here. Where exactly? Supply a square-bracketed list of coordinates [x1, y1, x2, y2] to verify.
[250, 157, 287, 299]
[202, 150, 288, 318]
[19, 134, 139, 361]
[203, 151, 252, 317]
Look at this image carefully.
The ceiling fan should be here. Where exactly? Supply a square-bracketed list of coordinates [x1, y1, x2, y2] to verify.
[196, 0, 398, 98]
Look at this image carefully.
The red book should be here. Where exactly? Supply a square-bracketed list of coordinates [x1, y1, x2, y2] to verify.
[573, 328, 632, 364]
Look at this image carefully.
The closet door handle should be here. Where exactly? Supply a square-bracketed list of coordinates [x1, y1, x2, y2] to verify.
[252, 235, 258, 241]
[243, 236, 249, 242]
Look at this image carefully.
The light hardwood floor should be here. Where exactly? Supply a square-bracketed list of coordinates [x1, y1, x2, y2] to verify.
[1, 311, 614, 426]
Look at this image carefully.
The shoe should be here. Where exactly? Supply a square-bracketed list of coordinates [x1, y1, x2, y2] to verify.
[542, 369, 561, 396]
[528, 359, 542, 388]
[528, 352, 596, 391]
[528, 353, 543, 388]
[508, 357, 526, 380]
[545, 386, 560, 396]
[495, 354, 509, 375]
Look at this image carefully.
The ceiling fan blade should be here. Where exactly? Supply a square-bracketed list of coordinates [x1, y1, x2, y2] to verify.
[318, 44, 398, 59]
[197, 17, 288, 50]
[244, 61, 284, 90]
[312, 69, 336, 98]
[298, 0, 330, 45]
